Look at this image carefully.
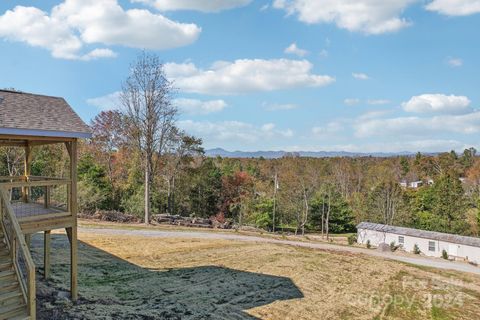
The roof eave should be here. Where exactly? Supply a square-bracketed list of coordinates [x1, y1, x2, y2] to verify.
[0, 127, 92, 139]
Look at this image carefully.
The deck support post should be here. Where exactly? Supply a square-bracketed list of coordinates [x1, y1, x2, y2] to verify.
[25, 233, 31, 248]
[23, 144, 32, 203]
[44, 230, 51, 279]
[65, 140, 78, 302]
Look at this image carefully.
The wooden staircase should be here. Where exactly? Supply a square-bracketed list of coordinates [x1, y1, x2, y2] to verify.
[0, 229, 29, 320]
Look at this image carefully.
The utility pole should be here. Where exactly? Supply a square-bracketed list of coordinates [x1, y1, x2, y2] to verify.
[272, 170, 278, 233]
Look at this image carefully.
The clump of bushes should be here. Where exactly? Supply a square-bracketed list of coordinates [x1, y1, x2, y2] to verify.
[390, 241, 400, 252]
[413, 244, 421, 254]
[442, 249, 449, 260]
[348, 234, 357, 245]
[79, 210, 140, 223]
[366, 240, 371, 249]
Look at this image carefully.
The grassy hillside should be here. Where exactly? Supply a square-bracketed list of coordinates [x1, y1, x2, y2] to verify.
[32, 228, 480, 319]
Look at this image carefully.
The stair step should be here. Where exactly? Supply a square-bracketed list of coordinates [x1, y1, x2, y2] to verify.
[0, 254, 11, 260]
[0, 269, 15, 280]
[0, 259, 12, 267]
[0, 282, 19, 293]
[0, 296, 22, 310]
[0, 291, 22, 303]
[0, 303, 28, 320]
[0, 261, 12, 271]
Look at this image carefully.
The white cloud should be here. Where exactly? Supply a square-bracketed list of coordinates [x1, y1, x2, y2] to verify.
[273, 0, 415, 34]
[344, 98, 360, 106]
[447, 57, 463, 67]
[178, 120, 294, 144]
[355, 111, 480, 138]
[352, 72, 370, 80]
[87, 91, 122, 111]
[81, 48, 118, 61]
[367, 99, 390, 105]
[134, 0, 252, 12]
[319, 49, 329, 58]
[165, 59, 334, 95]
[358, 110, 392, 120]
[262, 123, 276, 132]
[312, 121, 343, 138]
[263, 102, 299, 111]
[0, 0, 200, 60]
[284, 42, 309, 57]
[174, 98, 227, 114]
[402, 94, 472, 114]
[426, 0, 480, 16]
[88, 93, 228, 115]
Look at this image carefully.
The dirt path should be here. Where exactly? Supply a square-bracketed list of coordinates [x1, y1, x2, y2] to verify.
[79, 226, 480, 275]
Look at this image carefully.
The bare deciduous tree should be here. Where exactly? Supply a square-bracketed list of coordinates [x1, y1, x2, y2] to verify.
[121, 52, 178, 224]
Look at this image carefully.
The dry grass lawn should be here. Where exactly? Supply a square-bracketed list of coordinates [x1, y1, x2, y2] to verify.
[31, 229, 480, 319]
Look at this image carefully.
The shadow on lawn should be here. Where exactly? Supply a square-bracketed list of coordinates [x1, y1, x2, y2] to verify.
[30, 234, 303, 320]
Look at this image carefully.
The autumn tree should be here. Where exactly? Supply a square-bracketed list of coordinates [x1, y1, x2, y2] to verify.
[221, 171, 254, 227]
[90, 110, 126, 189]
[162, 129, 203, 214]
[121, 52, 178, 223]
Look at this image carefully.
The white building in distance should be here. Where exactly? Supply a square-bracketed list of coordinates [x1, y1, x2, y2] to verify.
[357, 222, 480, 264]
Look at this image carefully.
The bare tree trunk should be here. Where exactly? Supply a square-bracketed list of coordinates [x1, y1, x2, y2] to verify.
[171, 175, 176, 215]
[326, 191, 331, 241]
[166, 177, 171, 214]
[272, 171, 277, 233]
[321, 197, 325, 239]
[144, 159, 150, 224]
[301, 187, 308, 236]
[295, 209, 300, 235]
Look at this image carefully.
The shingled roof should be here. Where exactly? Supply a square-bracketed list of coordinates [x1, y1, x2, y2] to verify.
[0, 89, 91, 139]
[357, 222, 480, 248]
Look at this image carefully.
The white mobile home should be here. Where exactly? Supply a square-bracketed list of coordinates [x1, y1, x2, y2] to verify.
[357, 222, 480, 264]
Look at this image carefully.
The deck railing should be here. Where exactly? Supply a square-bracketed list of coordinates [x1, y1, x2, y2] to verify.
[0, 176, 71, 221]
[0, 187, 36, 319]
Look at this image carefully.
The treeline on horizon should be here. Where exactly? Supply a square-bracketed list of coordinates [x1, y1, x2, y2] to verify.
[2, 121, 479, 237]
[2, 53, 479, 237]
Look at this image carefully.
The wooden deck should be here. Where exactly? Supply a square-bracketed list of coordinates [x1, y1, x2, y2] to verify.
[12, 202, 67, 220]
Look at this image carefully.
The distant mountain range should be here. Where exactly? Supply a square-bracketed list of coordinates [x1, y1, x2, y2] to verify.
[205, 148, 421, 159]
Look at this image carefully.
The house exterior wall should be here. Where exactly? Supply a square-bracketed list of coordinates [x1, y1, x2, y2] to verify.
[357, 228, 480, 263]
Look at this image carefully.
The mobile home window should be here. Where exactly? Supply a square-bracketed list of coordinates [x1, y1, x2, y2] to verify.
[428, 241, 436, 252]
[398, 236, 404, 245]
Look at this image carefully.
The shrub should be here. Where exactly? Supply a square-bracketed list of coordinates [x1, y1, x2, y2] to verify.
[390, 241, 399, 252]
[348, 234, 357, 245]
[442, 249, 449, 260]
[413, 244, 421, 254]
[366, 240, 371, 249]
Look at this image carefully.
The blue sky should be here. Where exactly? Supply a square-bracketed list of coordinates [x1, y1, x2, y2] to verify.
[1, 0, 480, 152]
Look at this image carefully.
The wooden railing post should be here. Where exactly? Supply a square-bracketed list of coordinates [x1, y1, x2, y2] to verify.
[44, 185, 50, 208]
[23, 145, 32, 203]
[28, 265, 36, 320]
[44, 230, 51, 279]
